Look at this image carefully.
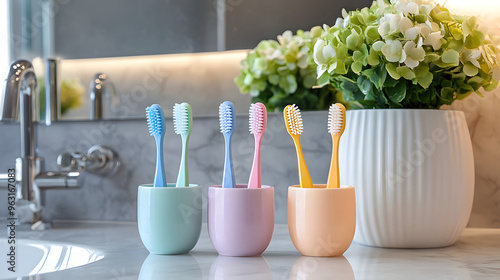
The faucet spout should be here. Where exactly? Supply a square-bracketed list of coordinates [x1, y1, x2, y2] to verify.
[1, 60, 38, 206]
[0, 60, 79, 227]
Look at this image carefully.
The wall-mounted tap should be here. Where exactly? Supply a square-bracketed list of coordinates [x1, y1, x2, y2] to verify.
[44, 58, 59, 125]
[0, 60, 78, 230]
[90, 73, 110, 120]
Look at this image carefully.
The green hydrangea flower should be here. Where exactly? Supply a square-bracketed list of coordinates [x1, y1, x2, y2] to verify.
[311, 0, 500, 109]
[235, 29, 340, 111]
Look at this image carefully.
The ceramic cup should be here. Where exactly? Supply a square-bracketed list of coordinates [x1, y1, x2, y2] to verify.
[208, 184, 274, 256]
[138, 184, 202, 254]
[288, 185, 356, 257]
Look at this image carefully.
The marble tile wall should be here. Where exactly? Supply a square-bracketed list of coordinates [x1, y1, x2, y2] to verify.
[0, 101, 499, 227]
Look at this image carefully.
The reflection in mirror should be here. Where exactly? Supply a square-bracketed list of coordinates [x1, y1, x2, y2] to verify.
[5, 0, 374, 120]
[52, 51, 251, 120]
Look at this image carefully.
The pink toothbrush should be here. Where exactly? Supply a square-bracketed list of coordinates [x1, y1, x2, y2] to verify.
[248, 102, 267, 189]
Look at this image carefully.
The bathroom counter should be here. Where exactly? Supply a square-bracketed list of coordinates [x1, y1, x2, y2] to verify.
[9, 221, 500, 279]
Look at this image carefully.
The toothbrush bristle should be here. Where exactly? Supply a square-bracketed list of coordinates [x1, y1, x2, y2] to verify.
[249, 103, 266, 134]
[219, 101, 234, 134]
[328, 104, 344, 135]
[146, 105, 165, 137]
[173, 103, 192, 135]
[286, 104, 303, 135]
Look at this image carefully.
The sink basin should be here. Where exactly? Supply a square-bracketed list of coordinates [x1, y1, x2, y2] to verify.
[0, 238, 104, 279]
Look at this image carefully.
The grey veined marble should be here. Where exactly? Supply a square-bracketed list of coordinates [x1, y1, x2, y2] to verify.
[0, 94, 500, 227]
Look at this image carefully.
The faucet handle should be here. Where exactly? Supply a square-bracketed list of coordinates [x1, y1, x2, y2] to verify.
[57, 152, 86, 171]
[57, 145, 120, 175]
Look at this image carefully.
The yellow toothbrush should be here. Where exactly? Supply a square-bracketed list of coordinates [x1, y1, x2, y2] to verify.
[284, 104, 313, 189]
[326, 103, 346, 189]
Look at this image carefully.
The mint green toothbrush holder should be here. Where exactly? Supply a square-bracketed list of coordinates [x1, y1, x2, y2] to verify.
[138, 184, 202, 254]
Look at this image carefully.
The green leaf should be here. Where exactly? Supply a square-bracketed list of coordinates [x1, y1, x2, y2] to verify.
[364, 26, 379, 41]
[268, 74, 280, 85]
[386, 80, 406, 103]
[424, 53, 440, 63]
[279, 74, 298, 93]
[440, 87, 454, 102]
[302, 74, 317, 88]
[417, 72, 433, 89]
[337, 76, 365, 102]
[441, 50, 460, 65]
[396, 66, 416, 80]
[357, 75, 373, 96]
[385, 63, 401, 79]
[364, 64, 387, 90]
[456, 91, 473, 100]
[463, 63, 479, 77]
[346, 30, 361, 49]
[352, 61, 363, 74]
[414, 63, 429, 78]
[367, 48, 380, 66]
[484, 80, 499, 91]
[317, 72, 331, 85]
[384, 76, 399, 87]
[465, 30, 485, 49]
[447, 39, 464, 52]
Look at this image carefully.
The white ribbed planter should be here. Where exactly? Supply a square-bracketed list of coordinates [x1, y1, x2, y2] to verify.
[339, 109, 474, 248]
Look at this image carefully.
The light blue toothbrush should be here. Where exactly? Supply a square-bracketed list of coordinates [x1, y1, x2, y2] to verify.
[173, 102, 193, 187]
[146, 104, 167, 188]
[219, 101, 235, 188]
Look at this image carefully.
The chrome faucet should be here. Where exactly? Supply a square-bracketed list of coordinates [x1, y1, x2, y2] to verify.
[90, 73, 108, 120]
[0, 60, 79, 229]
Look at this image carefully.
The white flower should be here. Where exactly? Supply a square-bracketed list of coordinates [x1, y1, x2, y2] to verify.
[395, 0, 419, 15]
[381, 39, 407, 63]
[277, 30, 293, 45]
[403, 41, 425, 68]
[378, 13, 403, 37]
[424, 31, 444, 50]
[373, 41, 386, 52]
[266, 49, 282, 60]
[419, 4, 432, 15]
[334, 15, 350, 28]
[334, 17, 344, 28]
[296, 53, 309, 69]
[405, 26, 421, 40]
[313, 39, 337, 77]
[399, 17, 413, 34]
[462, 49, 482, 68]
[419, 21, 432, 37]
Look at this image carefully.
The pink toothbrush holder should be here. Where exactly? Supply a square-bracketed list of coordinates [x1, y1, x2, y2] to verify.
[208, 184, 274, 256]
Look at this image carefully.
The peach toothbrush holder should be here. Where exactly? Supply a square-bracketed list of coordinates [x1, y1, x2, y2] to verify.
[208, 184, 274, 256]
[288, 184, 356, 257]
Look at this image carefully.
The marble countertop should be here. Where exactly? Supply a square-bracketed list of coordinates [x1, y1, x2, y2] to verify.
[8, 222, 500, 279]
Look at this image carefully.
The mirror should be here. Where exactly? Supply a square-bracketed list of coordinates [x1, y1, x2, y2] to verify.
[4, 0, 373, 120]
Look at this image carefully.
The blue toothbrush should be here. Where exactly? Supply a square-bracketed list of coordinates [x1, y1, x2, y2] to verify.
[146, 104, 167, 188]
[173, 102, 193, 187]
[219, 101, 235, 188]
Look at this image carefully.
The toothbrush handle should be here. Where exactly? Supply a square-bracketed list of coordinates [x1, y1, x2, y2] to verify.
[294, 137, 313, 188]
[222, 134, 235, 188]
[176, 136, 189, 187]
[154, 137, 167, 187]
[327, 136, 340, 189]
[248, 136, 262, 188]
